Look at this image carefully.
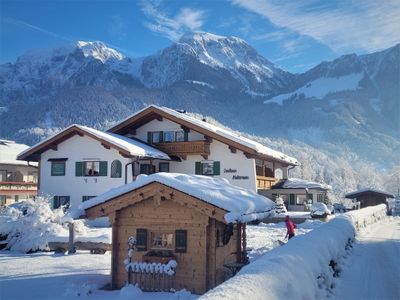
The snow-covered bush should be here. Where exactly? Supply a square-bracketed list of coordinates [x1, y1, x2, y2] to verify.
[200, 204, 387, 300]
[310, 203, 332, 218]
[0, 197, 86, 252]
[273, 196, 287, 214]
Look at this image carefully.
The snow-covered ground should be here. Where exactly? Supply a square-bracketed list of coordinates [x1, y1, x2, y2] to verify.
[0, 221, 308, 300]
[332, 217, 400, 300]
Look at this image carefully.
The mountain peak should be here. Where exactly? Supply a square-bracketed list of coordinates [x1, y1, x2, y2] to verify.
[179, 31, 247, 45]
[75, 41, 124, 63]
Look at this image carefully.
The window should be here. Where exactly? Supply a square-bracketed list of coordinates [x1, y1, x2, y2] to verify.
[140, 164, 156, 175]
[51, 161, 65, 176]
[175, 230, 187, 253]
[163, 131, 175, 142]
[0, 170, 6, 182]
[152, 131, 161, 144]
[289, 194, 295, 206]
[111, 160, 122, 178]
[0, 195, 6, 206]
[159, 162, 170, 173]
[84, 161, 100, 176]
[296, 194, 310, 205]
[175, 131, 185, 142]
[53, 196, 70, 209]
[317, 194, 324, 203]
[274, 168, 283, 179]
[136, 228, 148, 251]
[151, 232, 174, 249]
[14, 195, 19, 202]
[82, 195, 96, 202]
[195, 161, 220, 176]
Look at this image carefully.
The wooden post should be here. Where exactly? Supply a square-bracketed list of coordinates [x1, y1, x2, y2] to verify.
[236, 223, 242, 263]
[68, 222, 76, 254]
[111, 211, 119, 289]
[242, 223, 247, 264]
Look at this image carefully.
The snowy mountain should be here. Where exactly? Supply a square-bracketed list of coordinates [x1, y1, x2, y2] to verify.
[0, 33, 398, 173]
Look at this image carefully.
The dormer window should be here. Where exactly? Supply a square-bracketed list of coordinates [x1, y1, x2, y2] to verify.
[163, 131, 175, 142]
[148, 130, 187, 144]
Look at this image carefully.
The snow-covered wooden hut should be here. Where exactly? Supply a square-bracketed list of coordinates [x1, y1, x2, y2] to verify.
[80, 173, 274, 294]
[345, 188, 394, 209]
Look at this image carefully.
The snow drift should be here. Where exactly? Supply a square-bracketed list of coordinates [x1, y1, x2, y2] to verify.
[200, 204, 387, 300]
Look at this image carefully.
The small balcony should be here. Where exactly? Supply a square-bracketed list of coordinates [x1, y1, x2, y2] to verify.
[154, 141, 210, 157]
[256, 176, 278, 190]
[0, 182, 38, 193]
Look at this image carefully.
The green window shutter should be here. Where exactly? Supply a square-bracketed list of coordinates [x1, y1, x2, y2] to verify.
[175, 229, 187, 253]
[99, 161, 108, 176]
[147, 132, 152, 143]
[53, 196, 60, 209]
[195, 162, 201, 175]
[136, 228, 148, 251]
[184, 131, 189, 142]
[159, 131, 164, 143]
[75, 162, 83, 177]
[213, 161, 221, 175]
[289, 194, 295, 205]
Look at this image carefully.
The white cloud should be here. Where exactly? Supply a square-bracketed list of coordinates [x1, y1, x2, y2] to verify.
[231, 0, 400, 53]
[108, 15, 127, 40]
[140, 1, 206, 41]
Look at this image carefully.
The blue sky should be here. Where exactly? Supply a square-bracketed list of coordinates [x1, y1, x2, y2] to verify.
[1, 0, 399, 73]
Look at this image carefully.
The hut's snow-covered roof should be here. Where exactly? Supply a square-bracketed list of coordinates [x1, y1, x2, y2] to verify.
[17, 124, 170, 161]
[109, 105, 299, 166]
[0, 140, 38, 166]
[80, 173, 275, 223]
[345, 188, 394, 199]
[272, 178, 331, 191]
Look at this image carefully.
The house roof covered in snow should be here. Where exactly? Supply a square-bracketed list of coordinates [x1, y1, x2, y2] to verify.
[345, 188, 394, 199]
[108, 105, 298, 166]
[272, 178, 331, 191]
[17, 124, 170, 162]
[80, 173, 275, 223]
[0, 140, 38, 167]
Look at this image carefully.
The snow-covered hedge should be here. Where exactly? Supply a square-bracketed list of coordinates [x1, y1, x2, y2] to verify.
[200, 204, 387, 300]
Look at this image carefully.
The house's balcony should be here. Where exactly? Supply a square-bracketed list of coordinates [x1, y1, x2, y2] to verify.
[256, 176, 278, 190]
[0, 182, 38, 193]
[154, 141, 211, 157]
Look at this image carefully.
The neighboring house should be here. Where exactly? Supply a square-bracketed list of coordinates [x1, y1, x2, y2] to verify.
[17, 125, 170, 209]
[345, 188, 394, 209]
[81, 173, 275, 294]
[0, 140, 38, 206]
[18, 105, 298, 209]
[262, 178, 331, 211]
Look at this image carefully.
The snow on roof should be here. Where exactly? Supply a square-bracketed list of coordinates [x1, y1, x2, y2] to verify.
[0, 140, 38, 166]
[77, 125, 169, 160]
[18, 124, 170, 160]
[112, 105, 299, 166]
[345, 188, 395, 198]
[79, 173, 275, 223]
[273, 178, 331, 190]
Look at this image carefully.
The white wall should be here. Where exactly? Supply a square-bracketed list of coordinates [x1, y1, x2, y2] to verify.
[40, 135, 133, 208]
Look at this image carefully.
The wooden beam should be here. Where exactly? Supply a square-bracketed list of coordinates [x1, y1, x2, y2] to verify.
[76, 131, 84, 137]
[201, 154, 208, 160]
[126, 128, 136, 135]
[101, 143, 111, 149]
[180, 154, 187, 160]
[119, 151, 132, 158]
[204, 136, 213, 143]
[181, 125, 190, 132]
[156, 115, 163, 121]
[229, 146, 237, 153]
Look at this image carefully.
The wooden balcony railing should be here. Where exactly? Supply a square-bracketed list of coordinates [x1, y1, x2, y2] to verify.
[256, 176, 278, 190]
[154, 141, 210, 156]
[0, 182, 38, 191]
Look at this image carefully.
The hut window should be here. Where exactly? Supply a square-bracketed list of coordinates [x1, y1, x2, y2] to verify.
[175, 230, 187, 253]
[111, 160, 122, 178]
[140, 164, 156, 175]
[53, 196, 70, 209]
[50, 159, 66, 176]
[159, 162, 170, 173]
[195, 161, 220, 176]
[136, 228, 148, 251]
[151, 232, 174, 249]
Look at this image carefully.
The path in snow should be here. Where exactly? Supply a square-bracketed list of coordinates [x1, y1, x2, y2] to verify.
[333, 217, 400, 300]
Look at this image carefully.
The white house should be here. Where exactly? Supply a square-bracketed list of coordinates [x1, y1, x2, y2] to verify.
[262, 178, 332, 211]
[18, 105, 298, 209]
[0, 140, 38, 206]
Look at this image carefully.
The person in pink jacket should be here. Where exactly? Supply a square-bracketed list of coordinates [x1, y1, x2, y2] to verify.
[285, 215, 297, 240]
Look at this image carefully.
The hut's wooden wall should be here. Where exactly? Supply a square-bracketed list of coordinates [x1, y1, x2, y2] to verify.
[114, 195, 210, 294]
[358, 194, 387, 208]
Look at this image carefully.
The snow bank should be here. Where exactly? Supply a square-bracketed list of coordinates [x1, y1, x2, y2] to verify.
[200, 205, 387, 300]
[0, 198, 111, 252]
[310, 202, 331, 217]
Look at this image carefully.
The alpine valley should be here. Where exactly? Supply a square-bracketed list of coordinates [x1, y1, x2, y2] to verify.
[0, 32, 399, 196]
